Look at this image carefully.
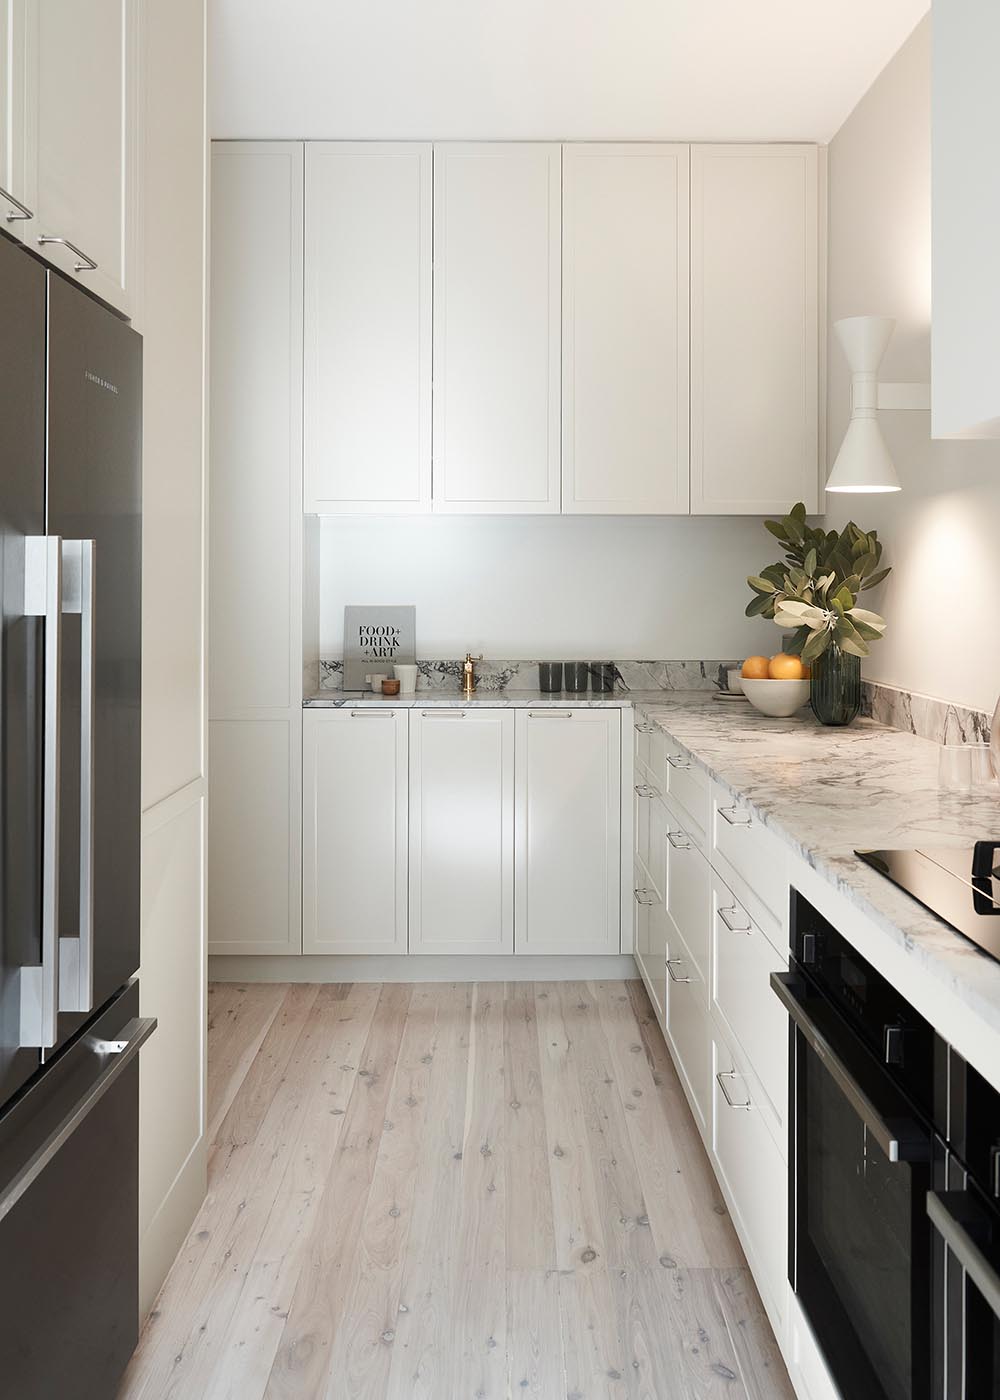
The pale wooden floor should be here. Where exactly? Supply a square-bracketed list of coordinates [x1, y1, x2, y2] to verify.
[119, 980, 794, 1399]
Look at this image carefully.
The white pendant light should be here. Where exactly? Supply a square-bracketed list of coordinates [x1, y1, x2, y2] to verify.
[826, 316, 902, 493]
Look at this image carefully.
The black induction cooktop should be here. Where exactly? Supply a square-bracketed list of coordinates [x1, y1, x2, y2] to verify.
[856, 841, 1000, 962]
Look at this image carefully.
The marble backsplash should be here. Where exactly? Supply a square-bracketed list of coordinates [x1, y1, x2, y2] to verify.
[316, 656, 994, 747]
[317, 658, 739, 695]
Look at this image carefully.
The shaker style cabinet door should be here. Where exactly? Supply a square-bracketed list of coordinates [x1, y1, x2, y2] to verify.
[303, 710, 409, 955]
[562, 144, 690, 514]
[304, 143, 432, 513]
[408, 709, 514, 954]
[514, 709, 621, 954]
[432, 143, 561, 513]
[0, 2, 32, 241]
[208, 142, 304, 956]
[690, 144, 820, 515]
[23, 0, 140, 314]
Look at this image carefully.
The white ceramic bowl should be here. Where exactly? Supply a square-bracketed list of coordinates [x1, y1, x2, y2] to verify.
[740, 677, 811, 718]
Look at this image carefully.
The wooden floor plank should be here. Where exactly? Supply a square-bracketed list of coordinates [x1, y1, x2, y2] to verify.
[121, 979, 792, 1400]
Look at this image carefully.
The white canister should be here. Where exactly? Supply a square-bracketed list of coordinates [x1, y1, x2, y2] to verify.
[367, 673, 387, 693]
[394, 663, 418, 695]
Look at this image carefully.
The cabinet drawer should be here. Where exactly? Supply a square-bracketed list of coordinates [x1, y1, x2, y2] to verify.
[663, 813, 711, 989]
[712, 1034, 787, 1329]
[664, 924, 711, 1138]
[710, 780, 788, 936]
[664, 746, 710, 847]
[635, 716, 653, 774]
[710, 872, 787, 1131]
[633, 772, 663, 870]
[634, 881, 667, 1026]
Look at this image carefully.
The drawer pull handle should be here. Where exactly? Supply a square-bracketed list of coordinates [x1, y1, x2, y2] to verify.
[666, 829, 691, 850]
[666, 753, 690, 769]
[1, 184, 33, 222]
[528, 710, 574, 719]
[719, 805, 752, 827]
[716, 1069, 752, 1110]
[350, 709, 396, 718]
[37, 234, 98, 273]
[421, 710, 466, 718]
[633, 887, 658, 906]
[634, 783, 659, 800]
[666, 958, 691, 984]
[718, 904, 752, 934]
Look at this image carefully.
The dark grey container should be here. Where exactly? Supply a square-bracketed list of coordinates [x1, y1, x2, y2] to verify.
[538, 662, 563, 693]
[563, 661, 590, 693]
[590, 662, 616, 692]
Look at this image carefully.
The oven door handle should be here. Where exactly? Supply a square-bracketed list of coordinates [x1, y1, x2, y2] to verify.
[927, 1191, 1000, 1323]
[771, 971, 930, 1164]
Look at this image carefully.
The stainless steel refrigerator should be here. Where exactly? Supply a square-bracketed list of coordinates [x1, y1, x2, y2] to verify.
[0, 229, 154, 1397]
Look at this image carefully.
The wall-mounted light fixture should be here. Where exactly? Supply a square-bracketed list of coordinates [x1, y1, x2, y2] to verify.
[826, 316, 931, 494]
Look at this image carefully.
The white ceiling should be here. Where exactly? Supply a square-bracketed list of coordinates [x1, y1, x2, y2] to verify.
[210, 0, 928, 144]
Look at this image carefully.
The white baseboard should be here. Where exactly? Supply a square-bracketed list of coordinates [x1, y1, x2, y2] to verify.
[209, 953, 640, 984]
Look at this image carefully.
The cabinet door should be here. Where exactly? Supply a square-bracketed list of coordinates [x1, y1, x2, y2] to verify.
[690, 144, 820, 515]
[26, 0, 140, 313]
[562, 144, 690, 514]
[514, 709, 621, 954]
[409, 709, 513, 953]
[0, 2, 32, 239]
[305, 143, 432, 513]
[433, 143, 561, 513]
[209, 142, 303, 957]
[303, 710, 408, 955]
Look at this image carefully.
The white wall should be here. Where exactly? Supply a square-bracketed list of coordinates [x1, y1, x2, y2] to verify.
[826, 16, 1000, 717]
[318, 514, 779, 660]
[137, 0, 208, 1317]
[209, 0, 925, 144]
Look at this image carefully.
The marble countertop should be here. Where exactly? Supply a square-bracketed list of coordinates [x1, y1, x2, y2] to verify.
[303, 688, 654, 709]
[635, 692, 1000, 1036]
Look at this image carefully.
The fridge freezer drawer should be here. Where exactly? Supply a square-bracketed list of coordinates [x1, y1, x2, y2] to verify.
[0, 981, 153, 1400]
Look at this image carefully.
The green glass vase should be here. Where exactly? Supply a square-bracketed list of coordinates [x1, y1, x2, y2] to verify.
[810, 644, 862, 727]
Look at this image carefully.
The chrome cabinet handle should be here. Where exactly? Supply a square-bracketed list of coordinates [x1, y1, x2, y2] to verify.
[718, 804, 752, 827]
[716, 1069, 753, 1110]
[421, 710, 466, 717]
[22, 537, 63, 1048]
[634, 783, 659, 800]
[0, 1016, 156, 1225]
[927, 1192, 1000, 1322]
[666, 753, 690, 770]
[59, 541, 96, 1014]
[666, 829, 691, 850]
[528, 710, 574, 719]
[37, 235, 98, 273]
[350, 709, 395, 717]
[667, 958, 691, 984]
[1, 184, 33, 222]
[633, 887, 658, 906]
[718, 904, 752, 934]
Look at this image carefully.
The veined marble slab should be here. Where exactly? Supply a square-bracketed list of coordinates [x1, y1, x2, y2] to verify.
[303, 688, 655, 710]
[317, 657, 738, 694]
[636, 692, 1000, 1036]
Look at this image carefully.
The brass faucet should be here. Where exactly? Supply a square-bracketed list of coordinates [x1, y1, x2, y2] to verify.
[462, 652, 484, 697]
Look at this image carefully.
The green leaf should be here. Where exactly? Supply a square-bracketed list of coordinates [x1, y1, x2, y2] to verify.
[790, 501, 808, 523]
[804, 547, 817, 579]
[861, 567, 891, 590]
[745, 593, 773, 618]
[764, 520, 789, 542]
[801, 629, 832, 664]
[748, 575, 777, 594]
[848, 607, 887, 633]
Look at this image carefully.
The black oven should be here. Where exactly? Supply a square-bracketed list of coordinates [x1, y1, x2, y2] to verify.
[774, 891, 942, 1400]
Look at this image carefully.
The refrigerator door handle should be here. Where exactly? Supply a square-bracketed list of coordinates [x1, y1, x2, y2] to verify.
[59, 540, 96, 1014]
[0, 1016, 156, 1226]
[21, 537, 62, 1048]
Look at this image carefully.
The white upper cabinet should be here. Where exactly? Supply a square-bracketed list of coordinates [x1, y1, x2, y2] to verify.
[408, 709, 514, 954]
[562, 144, 690, 514]
[24, 0, 140, 314]
[514, 708, 621, 954]
[432, 143, 561, 513]
[690, 144, 820, 515]
[304, 143, 432, 512]
[0, 2, 32, 238]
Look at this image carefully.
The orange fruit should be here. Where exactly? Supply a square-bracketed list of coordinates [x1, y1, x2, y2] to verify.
[768, 653, 805, 680]
[742, 655, 770, 680]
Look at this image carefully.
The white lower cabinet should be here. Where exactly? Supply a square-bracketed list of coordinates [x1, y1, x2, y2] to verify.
[514, 708, 622, 954]
[408, 708, 514, 954]
[634, 872, 667, 1023]
[711, 1031, 787, 1332]
[303, 709, 408, 955]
